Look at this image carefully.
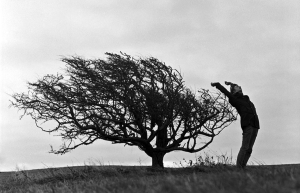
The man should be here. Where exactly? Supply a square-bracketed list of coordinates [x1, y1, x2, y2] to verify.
[211, 81, 260, 168]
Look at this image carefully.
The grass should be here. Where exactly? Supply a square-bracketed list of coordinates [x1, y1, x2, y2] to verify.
[0, 155, 299, 193]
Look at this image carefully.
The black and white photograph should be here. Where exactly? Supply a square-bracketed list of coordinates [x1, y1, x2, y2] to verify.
[1, 0, 299, 192]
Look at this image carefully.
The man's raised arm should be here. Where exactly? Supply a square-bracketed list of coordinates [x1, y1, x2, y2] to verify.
[211, 82, 232, 98]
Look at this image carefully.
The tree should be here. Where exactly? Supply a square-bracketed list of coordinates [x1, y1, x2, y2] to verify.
[11, 52, 237, 168]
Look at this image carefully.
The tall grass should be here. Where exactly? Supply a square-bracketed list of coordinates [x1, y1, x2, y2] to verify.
[1, 156, 299, 193]
[176, 151, 234, 168]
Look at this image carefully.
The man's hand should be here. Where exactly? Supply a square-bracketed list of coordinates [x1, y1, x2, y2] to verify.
[225, 81, 234, 86]
[211, 82, 219, 87]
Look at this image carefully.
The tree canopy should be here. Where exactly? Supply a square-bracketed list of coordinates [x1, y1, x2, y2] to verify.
[11, 52, 237, 168]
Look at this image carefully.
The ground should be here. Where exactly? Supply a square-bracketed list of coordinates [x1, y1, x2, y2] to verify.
[0, 164, 299, 192]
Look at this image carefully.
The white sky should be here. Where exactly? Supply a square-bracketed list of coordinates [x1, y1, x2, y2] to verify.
[1, 0, 299, 171]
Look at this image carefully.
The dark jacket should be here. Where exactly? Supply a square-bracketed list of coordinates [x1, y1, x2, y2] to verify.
[215, 83, 260, 129]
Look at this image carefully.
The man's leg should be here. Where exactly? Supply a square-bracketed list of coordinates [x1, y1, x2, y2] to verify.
[237, 126, 258, 168]
[242, 127, 258, 166]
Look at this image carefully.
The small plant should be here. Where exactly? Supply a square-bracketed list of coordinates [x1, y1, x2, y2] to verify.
[177, 151, 234, 169]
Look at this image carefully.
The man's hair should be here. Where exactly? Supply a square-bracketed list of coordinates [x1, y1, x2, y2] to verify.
[230, 84, 243, 95]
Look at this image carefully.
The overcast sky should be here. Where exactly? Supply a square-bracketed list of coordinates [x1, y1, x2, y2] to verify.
[1, 0, 299, 171]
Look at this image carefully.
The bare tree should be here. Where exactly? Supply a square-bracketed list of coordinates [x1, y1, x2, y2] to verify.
[10, 52, 237, 168]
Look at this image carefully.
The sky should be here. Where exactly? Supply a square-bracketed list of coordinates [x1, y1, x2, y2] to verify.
[0, 0, 299, 171]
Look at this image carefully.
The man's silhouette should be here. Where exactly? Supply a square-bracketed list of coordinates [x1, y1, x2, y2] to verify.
[211, 81, 260, 168]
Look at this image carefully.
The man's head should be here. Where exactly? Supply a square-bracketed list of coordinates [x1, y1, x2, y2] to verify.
[230, 84, 243, 96]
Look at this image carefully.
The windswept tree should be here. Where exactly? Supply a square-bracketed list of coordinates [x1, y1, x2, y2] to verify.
[11, 52, 237, 168]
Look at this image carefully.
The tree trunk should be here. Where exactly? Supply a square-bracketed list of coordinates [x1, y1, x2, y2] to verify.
[151, 152, 165, 168]
[151, 122, 168, 168]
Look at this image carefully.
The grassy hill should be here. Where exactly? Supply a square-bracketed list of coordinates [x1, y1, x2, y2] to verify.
[1, 164, 299, 193]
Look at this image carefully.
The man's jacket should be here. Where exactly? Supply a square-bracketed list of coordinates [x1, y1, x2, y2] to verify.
[214, 83, 260, 129]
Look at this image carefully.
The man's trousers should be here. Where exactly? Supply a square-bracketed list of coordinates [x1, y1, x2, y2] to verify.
[237, 125, 259, 168]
